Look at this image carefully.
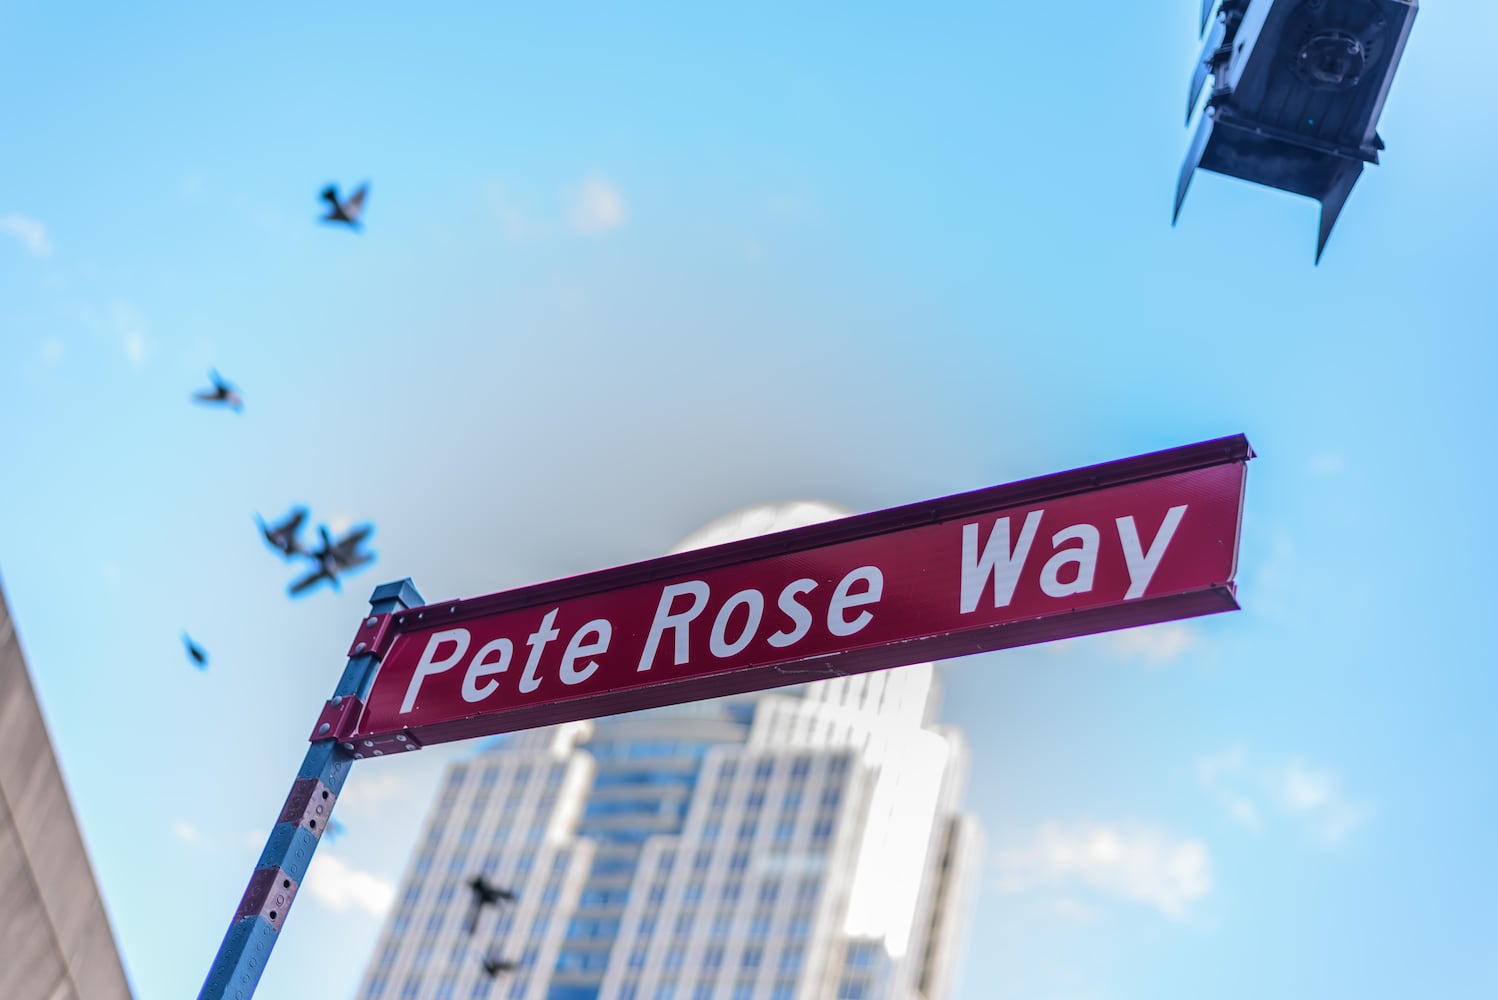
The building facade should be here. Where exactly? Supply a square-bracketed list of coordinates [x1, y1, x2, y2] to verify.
[354, 504, 982, 1000]
[0, 578, 134, 1000]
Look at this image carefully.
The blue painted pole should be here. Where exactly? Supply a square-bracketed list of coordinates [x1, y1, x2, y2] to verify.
[197, 579, 424, 1000]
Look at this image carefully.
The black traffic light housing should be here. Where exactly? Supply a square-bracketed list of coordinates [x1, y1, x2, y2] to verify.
[1175, 0, 1418, 262]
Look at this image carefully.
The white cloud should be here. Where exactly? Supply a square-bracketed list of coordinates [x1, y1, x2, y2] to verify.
[1198, 748, 1368, 846]
[1196, 747, 1262, 830]
[567, 175, 627, 234]
[1278, 760, 1368, 846]
[172, 819, 202, 843]
[994, 821, 1211, 920]
[109, 300, 150, 368]
[1106, 622, 1199, 666]
[39, 338, 64, 365]
[302, 852, 396, 916]
[1, 214, 53, 257]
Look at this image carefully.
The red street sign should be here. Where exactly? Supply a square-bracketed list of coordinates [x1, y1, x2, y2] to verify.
[335, 436, 1250, 753]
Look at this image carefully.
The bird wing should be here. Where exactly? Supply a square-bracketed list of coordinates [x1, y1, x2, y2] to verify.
[288, 568, 330, 596]
[275, 507, 309, 537]
[344, 184, 368, 219]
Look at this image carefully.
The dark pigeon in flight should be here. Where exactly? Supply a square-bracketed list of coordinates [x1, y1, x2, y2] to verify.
[320, 183, 368, 230]
[258, 506, 310, 559]
[182, 633, 208, 670]
[192, 370, 243, 411]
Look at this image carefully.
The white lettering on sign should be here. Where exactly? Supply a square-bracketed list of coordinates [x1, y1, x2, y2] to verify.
[960, 511, 1043, 613]
[1118, 505, 1188, 600]
[1039, 523, 1099, 598]
[559, 619, 611, 685]
[394, 502, 1193, 715]
[710, 590, 765, 658]
[828, 566, 883, 637]
[401, 628, 471, 713]
[519, 609, 561, 694]
[638, 581, 710, 672]
[463, 638, 514, 703]
[767, 579, 817, 648]
[636, 565, 886, 672]
[959, 504, 1189, 613]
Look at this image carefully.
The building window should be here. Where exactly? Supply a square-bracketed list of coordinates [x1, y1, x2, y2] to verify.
[666, 946, 685, 970]
[737, 821, 756, 842]
[367, 974, 387, 999]
[779, 947, 803, 973]
[837, 982, 866, 1000]
[722, 880, 742, 902]
[754, 760, 774, 780]
[741, 946, 762, 970]
[729, 851, 749, 872]
[694, 848, 713, 871]
[684, 880, 704, 903]
[771, 984, 796, 1000]
[758, 880, 780, 904]
[703, 946, 724, 970]
[749, 916, 771, 939]
[774, 819, 795, 843]
[655, 983, 677, 1000]
[400, 974, 423, 999]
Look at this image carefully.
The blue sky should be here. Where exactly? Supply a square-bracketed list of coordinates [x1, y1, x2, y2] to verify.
[2, 2, 1495, 998]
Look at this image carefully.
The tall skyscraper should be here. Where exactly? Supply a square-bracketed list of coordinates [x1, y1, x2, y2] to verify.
[354, 504, 982, 1000]
[0, 577, 134, 1000]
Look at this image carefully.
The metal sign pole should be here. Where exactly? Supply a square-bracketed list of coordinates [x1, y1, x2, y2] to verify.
[197, 579, 424, 1000]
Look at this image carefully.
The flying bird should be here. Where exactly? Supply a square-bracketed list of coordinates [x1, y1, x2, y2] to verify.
[192, 370, 243, 411]
[462, 874, 518, 936]
[257, 506, 310, 559]
[182, 633, 208, 670]
[479, 953, 517, 979]
[320, 183, 368, 230]
[287, 524, 376, 596]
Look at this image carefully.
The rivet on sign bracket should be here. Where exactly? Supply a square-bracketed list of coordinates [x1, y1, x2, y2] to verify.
[276, 777, 337, 839]
[234, 867, 300, 933]
[346, 612, 396, 660]
[349, 731, 424, 759]
[309, 695, 364, 743]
